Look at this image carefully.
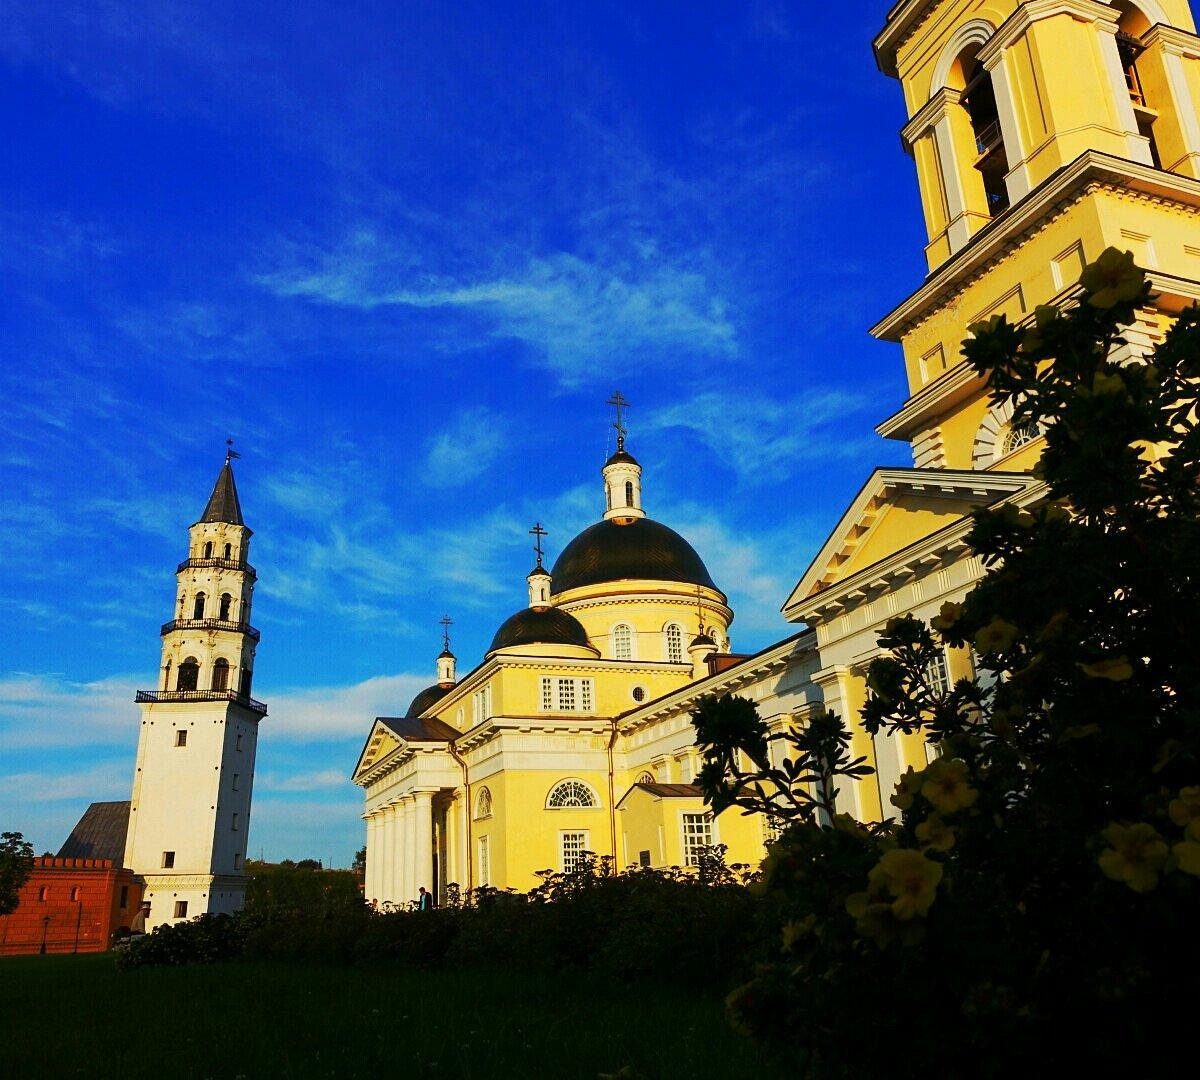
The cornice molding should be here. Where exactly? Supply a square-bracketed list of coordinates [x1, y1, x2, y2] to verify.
[901, 87, 961, 149]
[1142, 23, 1200, 57]
[872, 153, 1200, 342]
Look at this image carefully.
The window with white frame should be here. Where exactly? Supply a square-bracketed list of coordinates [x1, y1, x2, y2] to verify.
[547, 779, 599, 808]
[926, 648, 952, 696]
[665, 623, 684, 663]
[539, 677, 595, 713]
[475, 786, 493, 820]
[682, 812, 713, 867]
[477, 836, 490, 886]
[612, 623, 633, 660]
[1002, 421, 1040, 456]
[561, 831, 589, 873]
[472, 685, 493, 724]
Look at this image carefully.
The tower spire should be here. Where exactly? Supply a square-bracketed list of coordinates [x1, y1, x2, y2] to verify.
[202, 446, 244, 526]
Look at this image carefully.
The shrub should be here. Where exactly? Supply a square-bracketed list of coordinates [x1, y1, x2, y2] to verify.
[694, 250, 1200, 1076]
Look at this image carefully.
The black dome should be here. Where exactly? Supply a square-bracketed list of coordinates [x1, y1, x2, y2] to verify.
[489, 606, 591, 653]
[406, 683, 451, 717]
[550, 517, 719, 595]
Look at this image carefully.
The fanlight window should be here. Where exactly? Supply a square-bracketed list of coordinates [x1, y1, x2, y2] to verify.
[547, 780, 598, 809]
[1002, 422, 1040, 456]
[613, 623, 633, 660]
[636, 771, 655, 785]
[475, 786, 493, 819]
[665, 623, 684, 663]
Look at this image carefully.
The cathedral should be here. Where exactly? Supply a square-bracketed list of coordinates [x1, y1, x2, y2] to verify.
[355, 0, 1200, 905]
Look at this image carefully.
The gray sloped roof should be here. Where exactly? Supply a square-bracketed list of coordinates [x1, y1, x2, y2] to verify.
[58, 801, 131, 862]
[201, 461, 244, 525]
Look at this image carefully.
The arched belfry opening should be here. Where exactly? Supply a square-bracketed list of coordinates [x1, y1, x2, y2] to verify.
[952, 45, 1010, 217]
[1115, 3, 1162, 168]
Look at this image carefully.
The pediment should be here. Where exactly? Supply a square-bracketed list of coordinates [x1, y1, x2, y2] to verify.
[782, 468, 1035, 618]
[352, 719, 403, 783]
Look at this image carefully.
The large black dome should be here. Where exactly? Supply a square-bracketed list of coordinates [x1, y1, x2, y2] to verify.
[550, 517, 719, 595]
[406, 683, 451, 717]
[488, 606, 592, 654]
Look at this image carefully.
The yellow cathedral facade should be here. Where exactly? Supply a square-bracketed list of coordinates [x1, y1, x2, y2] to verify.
[354, 0, 1200, 906]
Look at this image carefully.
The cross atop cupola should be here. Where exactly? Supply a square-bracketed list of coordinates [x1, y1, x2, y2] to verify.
[527, 522, 552, 607]
[602, 391, 645, 525]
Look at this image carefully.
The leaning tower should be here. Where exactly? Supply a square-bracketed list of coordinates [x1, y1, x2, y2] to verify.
[123, 451, 267, 930]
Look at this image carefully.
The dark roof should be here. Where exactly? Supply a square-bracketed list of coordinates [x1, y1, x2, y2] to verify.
[201, 461, 244, 525]
[380, 715, 459, 742]
[690, 633, 716, 647]
[489, 606, 591, 654]
[551, 517, 719, 595]
[638, 782, 704, 799]
[605, 449, 640, 467]
[437, 648, 456, 660]
[527, 564, 551, 577]
[404, 684, 452, 718]
[58, 801, 131, 862]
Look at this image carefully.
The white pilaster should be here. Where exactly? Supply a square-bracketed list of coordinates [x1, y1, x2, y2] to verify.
[982, 47, 1032, 202]
[364, 813, 376, 903]
[413, 790, 435, 898]
[1096, 22, 1155, 164]
[401, 795, 416, 907]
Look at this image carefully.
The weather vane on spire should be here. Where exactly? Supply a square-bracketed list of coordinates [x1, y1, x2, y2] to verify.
[606, 390, 631, 451]
[439, 614, 453, 653]
[225, 438, 241, 463]
[529, 522, 548, 568]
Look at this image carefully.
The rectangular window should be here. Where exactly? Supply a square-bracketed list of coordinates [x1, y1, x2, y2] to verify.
[639, 850, 651, 868]
[561, 831, 589, 874]
[162, 851, 175, 869]
[557, 677, 576, 711]
[232, 813, 240, 831]
[175, 729, 187, 747]
[236, 732, 243, 752]
[174, 900, 188, 919]
[540, 677, 553, 711]
[119, 885, 129, 909]
[70, 886, 82, 902]
[473, 685, 493, 723]
[232, 773, 240, 791]
[38, 886, 49, 902]
[926, 649, 952, 696]
[540, 677, 596, 713]
[477, 836, 490, 886]
[580, 679, 594, 712]
[682, 812, 713, 867]
[233, 853, 242, 870]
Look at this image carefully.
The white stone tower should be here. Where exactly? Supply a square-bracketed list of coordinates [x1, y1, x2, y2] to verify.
[123, 449, 267, 930]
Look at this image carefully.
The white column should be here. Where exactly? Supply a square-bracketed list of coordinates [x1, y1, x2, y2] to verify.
[982, 47, 1031, 202]
[444, 794, 458, 893]
[391, 799, 406, 906]
[400, 795, 415, 907]
[932, 112, 971, 252]
[413, 790, 435, 898]
[364, 813, 377, 904]
[377, 805, 391, 904]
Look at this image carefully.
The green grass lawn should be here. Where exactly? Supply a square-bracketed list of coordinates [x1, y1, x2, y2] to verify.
[0, 954, 783, 1079]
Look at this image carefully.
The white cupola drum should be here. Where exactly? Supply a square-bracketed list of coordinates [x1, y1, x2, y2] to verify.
[603, 390, 644, 525]
[437, 614, 457, 686]
[527, 521, 552, 606]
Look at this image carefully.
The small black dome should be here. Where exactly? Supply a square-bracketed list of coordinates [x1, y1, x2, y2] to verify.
[489, 606, 591, 654]
[406, 683, 451, 717]
[551, 517, 719, 595]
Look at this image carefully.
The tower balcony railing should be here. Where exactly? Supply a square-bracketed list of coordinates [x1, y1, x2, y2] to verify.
[974, 120, 1003, 157]
[176, 557, 256, 579]
[160, 618, 261, 642]
[135, 689, 268, 715]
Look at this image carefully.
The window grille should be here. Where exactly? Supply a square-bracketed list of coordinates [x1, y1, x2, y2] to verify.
[665, 624, 684, 663]
[682, 813, 713, 867]
[541, 677, 554, 711]
[926, 649, 952, 696]
[561, 831, 589, 873]
[477, 837, 490, 886]
[1002, 422, 1040, 456]
[613, 623, 633, 660]
[557, 678, 576, 711]
[580, 679, 594, 712]
[547, 780, 598, 808]
[631, 685, 646, 703]
[475, 787, 493, 819]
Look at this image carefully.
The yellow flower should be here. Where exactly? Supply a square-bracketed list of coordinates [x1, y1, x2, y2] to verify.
[975, 618, 1020, 654]
[1168, 787, 1200, 828]
[1173, 841, 1200, 877]
[921, 759, 979, 815]
[1078, 656, 1134, 681]
[930, 601, 963, 633]
[915, 813, 956, 853]
[867, 848, 943, 920]
[1080, 248, 1144, 309]
[891, 766, 923, 812]
[1098, 822, 1168, 893]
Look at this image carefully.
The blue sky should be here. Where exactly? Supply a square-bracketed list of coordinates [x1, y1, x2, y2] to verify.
[1, 1, 924, 865]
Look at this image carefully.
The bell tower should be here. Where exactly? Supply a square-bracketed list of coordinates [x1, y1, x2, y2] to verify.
[124, 448, 267, 930]
[871, 0, 1200, 472]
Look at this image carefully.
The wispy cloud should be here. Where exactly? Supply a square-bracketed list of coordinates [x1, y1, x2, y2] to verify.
[264, 673, 432, 742]
[257, 768, 348, 792]
[427, 407, 509, 487]
[0, 673, 147, 750]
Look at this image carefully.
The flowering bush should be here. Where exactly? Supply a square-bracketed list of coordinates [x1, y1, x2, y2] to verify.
[695, 250, 1200, 1075]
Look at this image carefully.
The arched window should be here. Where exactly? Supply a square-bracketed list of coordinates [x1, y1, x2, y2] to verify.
[211, 658, 230, 691]
[223, 542, 232, 560]
[1002, 422, 1041, 456]
[624, 480, 634, 507]
[1115, 5, 1163, 168]
[177, 658, 199, 692]
[219, 593, 232, 621]
[547, 779, 599, 809]
[636, 771, 655, 785]
[203, 541, 213, 558]
[664, 623, 684, 664]
[240, 666, 253, 696]
[192, 593, 206, 620]
[162, 659, 172, 691]
[475, 787, 493, 819]
[612, 623, 633, 660]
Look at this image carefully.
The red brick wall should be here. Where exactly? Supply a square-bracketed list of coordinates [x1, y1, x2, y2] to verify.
[0, 858, 143, 955]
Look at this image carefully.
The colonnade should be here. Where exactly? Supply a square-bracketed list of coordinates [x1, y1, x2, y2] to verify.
[364, 787, 465, 908]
